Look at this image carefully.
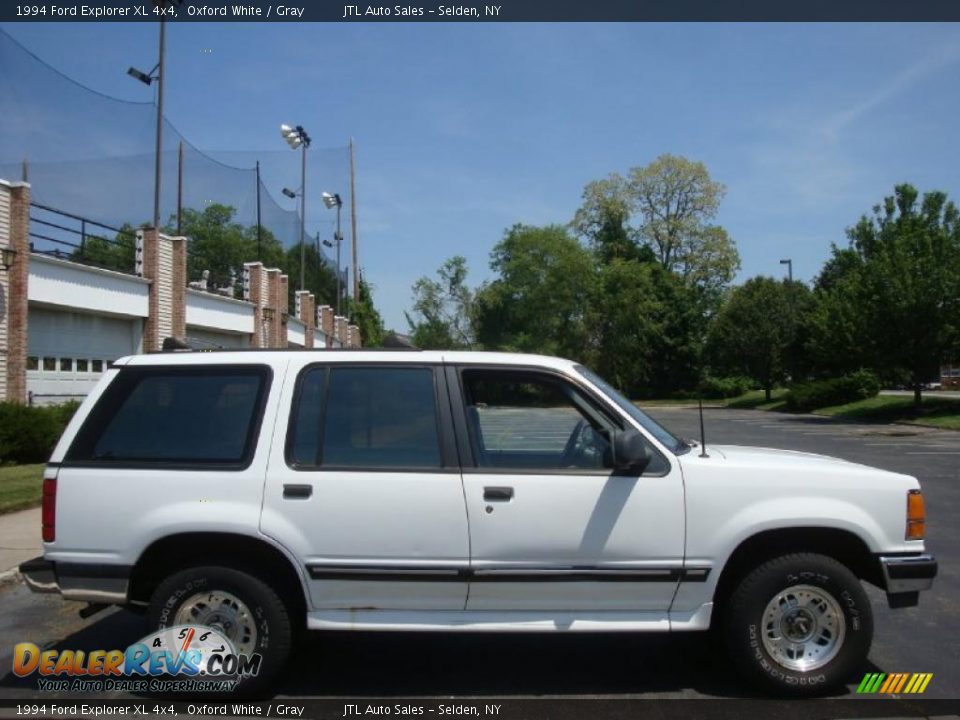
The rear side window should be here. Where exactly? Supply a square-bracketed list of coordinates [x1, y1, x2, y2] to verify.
[66, 366, 270, 468]
[288, 366, 441, 469]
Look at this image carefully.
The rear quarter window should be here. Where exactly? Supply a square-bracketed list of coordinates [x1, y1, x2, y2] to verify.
[65, 365, 271, 469]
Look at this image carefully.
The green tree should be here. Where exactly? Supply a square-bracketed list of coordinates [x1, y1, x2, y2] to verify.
[474, 224, 595, 360]
[71, 224, 139, 273]
[812, 185, 960, 404]
[571, 174, 644, 263]
[175, 205, 343, 312]
[177, 205, 284, 297]
[283, 243, 339, 310]
[629, 154, 729, 270]
[706, 277, 806, 400]
[345, 277, 385, 347]
[590, 258, 702, 398]
[572, 155, 740, 307]
[405, 256, 475, 349]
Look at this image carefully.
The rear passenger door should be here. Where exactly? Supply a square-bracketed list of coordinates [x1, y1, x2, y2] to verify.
[261, 362, 470, 611]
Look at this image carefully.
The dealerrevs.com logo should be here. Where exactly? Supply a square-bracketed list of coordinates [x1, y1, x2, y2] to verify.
[13, 625, 262, 693]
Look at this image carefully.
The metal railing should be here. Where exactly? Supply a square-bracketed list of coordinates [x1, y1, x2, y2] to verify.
[29, 202, 138, 274]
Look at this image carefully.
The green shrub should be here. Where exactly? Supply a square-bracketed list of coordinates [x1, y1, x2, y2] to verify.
[698, 375, 755, 399]
[786, 370, 880, 412]
[0, 401, 81, 464]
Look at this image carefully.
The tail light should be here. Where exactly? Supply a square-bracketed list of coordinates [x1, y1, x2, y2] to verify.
[41, 470, 57, 543]
[906, 489, 925, 540]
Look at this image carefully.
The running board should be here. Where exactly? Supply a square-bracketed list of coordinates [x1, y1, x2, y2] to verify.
[306, 604, 712, 632]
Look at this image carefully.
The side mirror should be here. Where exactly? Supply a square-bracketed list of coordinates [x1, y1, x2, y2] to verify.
[612, 429, 652, 473]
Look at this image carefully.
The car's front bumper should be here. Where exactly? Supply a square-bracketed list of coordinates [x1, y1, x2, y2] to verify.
[878, 553, 937, 608]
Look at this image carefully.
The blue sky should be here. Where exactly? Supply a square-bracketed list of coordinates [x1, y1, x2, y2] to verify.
[2, 22, 960, 330]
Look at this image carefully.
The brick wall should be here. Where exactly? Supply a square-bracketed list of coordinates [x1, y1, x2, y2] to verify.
[243, 262, 291, 349]
[296, 290, 316, 348]
[318, 305, 334, 346]
[1, 181, 30, 402]
[137, 229, 187, 352]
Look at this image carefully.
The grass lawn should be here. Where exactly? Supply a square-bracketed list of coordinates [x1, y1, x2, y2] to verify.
[635, 398, 708, 408]
[815, 395, 960, 430]
[726, 388, 789, 411]
[635, 389, 790, 411]
[635, 388, 960, 430]
[0, 464, 45, 515]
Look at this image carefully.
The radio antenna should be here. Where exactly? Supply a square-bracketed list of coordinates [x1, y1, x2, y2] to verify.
[698, 397, 709, 458]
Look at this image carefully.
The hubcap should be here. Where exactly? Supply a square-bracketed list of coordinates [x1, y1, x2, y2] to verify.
[760, 584, 846, 672]
[174, 590, 258, 655]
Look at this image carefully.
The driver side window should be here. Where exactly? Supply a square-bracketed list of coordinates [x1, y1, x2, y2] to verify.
[460, 370, 614, 471]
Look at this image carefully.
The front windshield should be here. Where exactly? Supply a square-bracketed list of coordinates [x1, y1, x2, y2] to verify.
[575, 365, 687, 454]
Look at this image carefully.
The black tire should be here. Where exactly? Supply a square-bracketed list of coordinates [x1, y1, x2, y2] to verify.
[723, 553, 873, 696]
[147, 566, 292, 696]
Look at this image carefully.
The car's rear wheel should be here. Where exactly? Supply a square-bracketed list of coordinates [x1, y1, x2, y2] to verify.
[147, 566, 292, 696]
[723, 552, 873, 696]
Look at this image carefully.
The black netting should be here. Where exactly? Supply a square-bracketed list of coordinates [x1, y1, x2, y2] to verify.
[0, 29, 348, 266]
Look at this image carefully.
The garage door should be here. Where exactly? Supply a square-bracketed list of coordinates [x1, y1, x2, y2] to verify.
[27, 307, 142, 405]
[185, 326, 249, 349]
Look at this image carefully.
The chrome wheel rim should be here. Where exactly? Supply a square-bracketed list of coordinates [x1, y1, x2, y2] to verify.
[760, 584, 846, 672]
[174, 590, 258, 655]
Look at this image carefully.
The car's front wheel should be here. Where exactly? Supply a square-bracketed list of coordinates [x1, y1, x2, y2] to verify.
[723, 552, 873, 696]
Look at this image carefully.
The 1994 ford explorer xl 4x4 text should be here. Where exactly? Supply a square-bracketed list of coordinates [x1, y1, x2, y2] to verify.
[19, 350, 937, 694]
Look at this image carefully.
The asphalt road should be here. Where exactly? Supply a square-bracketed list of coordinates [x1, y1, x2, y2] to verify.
[0, 407, 957, 711]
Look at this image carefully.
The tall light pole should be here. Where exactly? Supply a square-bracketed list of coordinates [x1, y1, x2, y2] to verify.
[127, 1, 176, 230]
[322, 192, 344, 316]
[780, 258, 793, 283]
[280, 123, 311, 290]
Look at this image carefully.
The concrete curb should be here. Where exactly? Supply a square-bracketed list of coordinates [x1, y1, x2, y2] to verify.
[0, 567, 22, 588]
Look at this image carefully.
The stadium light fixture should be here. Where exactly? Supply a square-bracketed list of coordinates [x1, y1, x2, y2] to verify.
[126, 66, 156, 85]
[282, 187, 297, 199]
[322, 191, 342, 210]
[323, 191, 344, 315]
[281, 123, 312, 291]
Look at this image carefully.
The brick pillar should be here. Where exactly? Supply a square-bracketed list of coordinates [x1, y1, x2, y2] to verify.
[137, 229, 186, 352]
[278, 274, 289, 348]
[1, 181, 30, 403]
[317, 305, 334, 347]
[296, 291, 316, 348]
[262, 269, 282, 348]
[243, 262, 267, 348]
[348, 324, 362, 348]
[334, 316, 349, 347]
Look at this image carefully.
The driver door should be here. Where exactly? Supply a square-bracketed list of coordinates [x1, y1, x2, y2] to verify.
[451, 366, 686, 612]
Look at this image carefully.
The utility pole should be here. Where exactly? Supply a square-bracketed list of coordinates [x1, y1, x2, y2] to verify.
[255, 161, 262, 260]
[299, 138, 307, 291]
[153, 5, 166, 230]
[335, 199, 343, 316]
[176, 140, 183, 234]
[349, 137, 359, 302]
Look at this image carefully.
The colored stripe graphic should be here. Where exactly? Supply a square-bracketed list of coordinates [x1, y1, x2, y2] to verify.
[857, 672, 932, 694]
[878, 673, 897, 693]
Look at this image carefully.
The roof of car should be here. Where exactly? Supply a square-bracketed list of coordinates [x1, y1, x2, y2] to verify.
[117, 349, 581, 373]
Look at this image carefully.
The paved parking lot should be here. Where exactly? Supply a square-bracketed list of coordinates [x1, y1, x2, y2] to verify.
[0, 407, 957, 709]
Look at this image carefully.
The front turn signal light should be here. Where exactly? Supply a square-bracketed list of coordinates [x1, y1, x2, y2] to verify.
[906, 489, 925, 540]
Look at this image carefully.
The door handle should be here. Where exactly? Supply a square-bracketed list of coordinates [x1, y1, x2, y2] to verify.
[283, 484, 313, 499]
[484, 486, 514, 501]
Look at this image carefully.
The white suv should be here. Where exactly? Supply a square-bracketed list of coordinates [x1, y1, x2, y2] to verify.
[20, 349, 936, 694]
